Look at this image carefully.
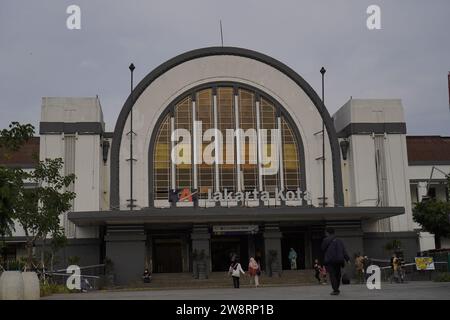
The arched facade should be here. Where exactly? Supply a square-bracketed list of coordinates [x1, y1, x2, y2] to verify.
[110, 47, 344, 210]
[149, 82, 307, 207]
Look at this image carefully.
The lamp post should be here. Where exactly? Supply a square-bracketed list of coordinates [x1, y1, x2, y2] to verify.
[128, 63, 136, 210]
[320, 67, 326, 208]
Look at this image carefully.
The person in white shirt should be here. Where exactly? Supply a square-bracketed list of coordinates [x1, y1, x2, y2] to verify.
[229, 258, 245, 288]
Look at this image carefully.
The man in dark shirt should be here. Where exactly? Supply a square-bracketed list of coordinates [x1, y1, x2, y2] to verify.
[321, 227, 350, 295]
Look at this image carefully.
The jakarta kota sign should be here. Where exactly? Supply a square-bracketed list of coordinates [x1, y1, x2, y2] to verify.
[207, 188, 310, 203]
[169, 188, 311, 205]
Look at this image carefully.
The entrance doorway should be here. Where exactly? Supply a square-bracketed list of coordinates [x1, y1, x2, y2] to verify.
[153, 239, 182, 273]
[281, 233, 306, 270]
[211, 236, 249, 271]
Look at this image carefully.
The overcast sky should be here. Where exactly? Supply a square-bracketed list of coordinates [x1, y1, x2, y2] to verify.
[1, 0, 449, 135]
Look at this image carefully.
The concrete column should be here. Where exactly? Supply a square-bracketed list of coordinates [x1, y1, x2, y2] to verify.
[105, 233, 146, 286]
[263, 223, 282, 277]
[304, 228, 312, 269]
[417, 182, 428, 202]
[191, 225, 211, 275]
[181, 234, 190, 273]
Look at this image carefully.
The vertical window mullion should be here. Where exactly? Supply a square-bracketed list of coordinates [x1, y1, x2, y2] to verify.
[256, 98, 263, 192]
[277, 116, 285, 192]
[234, 89, 241, 192]
[213, 90, 220, 193]
[192, 96, 198, 191]
[170, 115, 175, 190]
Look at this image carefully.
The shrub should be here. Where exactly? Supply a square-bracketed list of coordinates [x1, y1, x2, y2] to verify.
[434, 272, 450, 282]
[40, 281, 77, 297]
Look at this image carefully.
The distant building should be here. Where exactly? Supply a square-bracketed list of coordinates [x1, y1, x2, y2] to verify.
[1, 47, 449, 285]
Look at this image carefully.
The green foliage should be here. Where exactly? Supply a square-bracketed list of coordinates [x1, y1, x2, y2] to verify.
[0, 122, 35, 154]
[434, 272, 450, 282]
[104, 256, 114, 274]
[40, 282, 73, 297]
[0, 122, 35, 239]
[68, 256, 80, 265]
[384, 239, 402, 252]
[14, 157, 76, 268]
[5, 259, 26, 271]
[268, 250, 278, 263]
[0, 167, 24, 238]
[413, 199, 450, 241]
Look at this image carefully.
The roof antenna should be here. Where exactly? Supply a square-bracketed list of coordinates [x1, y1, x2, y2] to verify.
[219, 20, 224, 47]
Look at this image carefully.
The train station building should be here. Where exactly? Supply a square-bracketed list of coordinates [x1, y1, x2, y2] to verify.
[2, 47, 449, 285]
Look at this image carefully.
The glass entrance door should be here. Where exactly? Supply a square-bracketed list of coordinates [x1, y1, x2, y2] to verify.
[211, 236, 249, 272]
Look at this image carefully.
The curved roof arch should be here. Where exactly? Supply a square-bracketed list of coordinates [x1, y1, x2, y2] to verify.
[110, 47, 343, 208]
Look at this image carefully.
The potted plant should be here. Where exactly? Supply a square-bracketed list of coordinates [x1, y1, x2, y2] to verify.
[385, 240, 403, 257]
[268, 250, 281, 277]
[103, 257, 115, 287]
[197, 250, 208, 280]
[192, 249, 208, 280]
[0, 259, 26, 300]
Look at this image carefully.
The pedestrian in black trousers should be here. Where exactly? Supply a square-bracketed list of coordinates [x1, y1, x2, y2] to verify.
[321, 227, 350, 295]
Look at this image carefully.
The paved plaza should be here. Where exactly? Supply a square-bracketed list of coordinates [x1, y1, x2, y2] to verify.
[43, 281, 450, 300]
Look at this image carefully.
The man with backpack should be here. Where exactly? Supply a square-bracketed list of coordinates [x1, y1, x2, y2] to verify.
[321, 227, 350, 295]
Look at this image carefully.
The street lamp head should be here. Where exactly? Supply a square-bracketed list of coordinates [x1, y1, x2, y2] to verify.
[320, 67, 326, 75]
[129, 63, 135, 72]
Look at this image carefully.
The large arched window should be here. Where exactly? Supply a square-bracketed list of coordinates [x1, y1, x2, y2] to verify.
[151, 83, 304, 207]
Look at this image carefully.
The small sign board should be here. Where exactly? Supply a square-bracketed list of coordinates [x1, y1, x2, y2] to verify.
[415, 257, 435, 271]
[213, 225, 259, 235]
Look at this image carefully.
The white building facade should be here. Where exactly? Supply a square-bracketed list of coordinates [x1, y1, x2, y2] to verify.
[2, 47, 448, 285]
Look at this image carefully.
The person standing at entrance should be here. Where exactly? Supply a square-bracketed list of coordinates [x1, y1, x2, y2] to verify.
[288, 248, 297, 270]
[321, 227, 350, 296]
[248, 257, 261, 288]
[229, 258, 245, 288]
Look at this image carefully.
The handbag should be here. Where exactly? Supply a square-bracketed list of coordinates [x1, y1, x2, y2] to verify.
[256, 268, 261, 276]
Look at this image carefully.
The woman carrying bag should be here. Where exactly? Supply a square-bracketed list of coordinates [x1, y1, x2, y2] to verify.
[248, 257, 261, 288]
[229, 258, 245, 288]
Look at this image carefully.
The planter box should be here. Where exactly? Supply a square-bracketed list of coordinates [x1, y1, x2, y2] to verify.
[22, 272, 40, 300]
[0, 271, 24, 300]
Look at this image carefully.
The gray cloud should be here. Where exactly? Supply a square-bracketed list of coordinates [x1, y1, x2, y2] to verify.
[1, 0, 449, 135]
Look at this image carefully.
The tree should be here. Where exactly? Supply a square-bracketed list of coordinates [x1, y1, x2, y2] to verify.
[15, 158, 75, 269]
[413, 198, 450, 249]
[0, 122, 35, 247]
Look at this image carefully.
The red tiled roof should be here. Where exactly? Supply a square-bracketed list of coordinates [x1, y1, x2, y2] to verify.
[407, 136, 450, 164]
[0, 137, 40, 168]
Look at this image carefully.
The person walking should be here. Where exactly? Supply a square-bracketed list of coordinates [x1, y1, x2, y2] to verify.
[390, 254, 403, 283]
[313, 259, 323, 284]
[321, 227, 350, 295]
[288, 248, 298, 270]
[354, 253, 365, 284]
[229, 258, 245, 288]
[248, 257, 261, 287]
